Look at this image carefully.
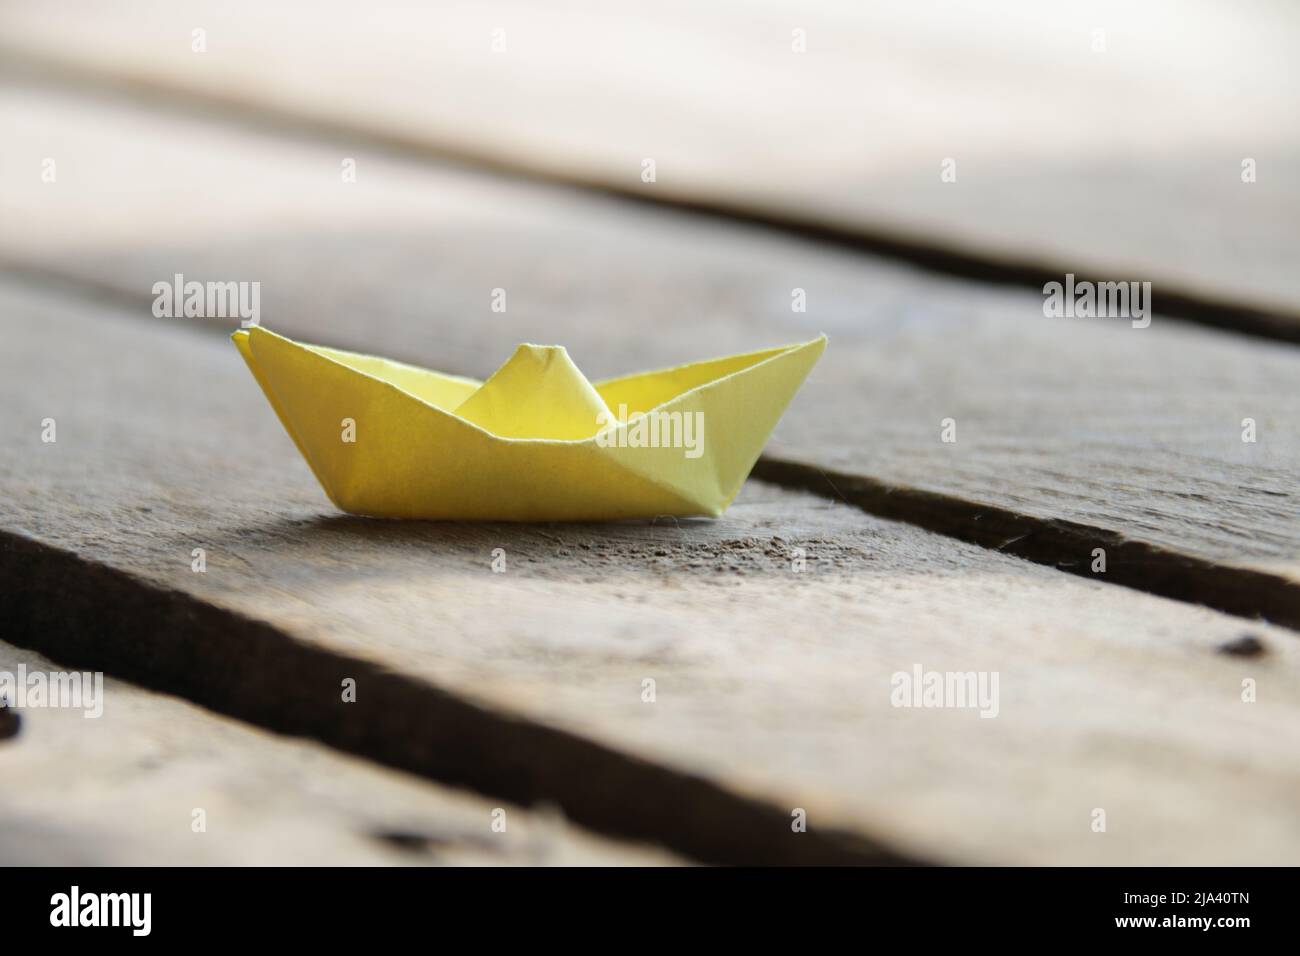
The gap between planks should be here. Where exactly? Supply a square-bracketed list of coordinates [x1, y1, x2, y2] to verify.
[754, 459, 1300, 634]
[0, 640, 683, 865]
[1, 49, 1298, 346]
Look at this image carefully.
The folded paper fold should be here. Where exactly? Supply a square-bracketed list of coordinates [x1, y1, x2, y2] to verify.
[233, 327, 826, 521]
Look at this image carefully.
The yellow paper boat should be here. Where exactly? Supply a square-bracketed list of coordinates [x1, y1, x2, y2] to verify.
[232, 327, 826, 521]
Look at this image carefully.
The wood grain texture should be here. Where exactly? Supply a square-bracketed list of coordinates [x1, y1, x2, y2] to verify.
[2, 82, 1297, 611]
[1, 0, 1297, 320]
[0, 642, 678, 866]
[4, 281, 1299, 865]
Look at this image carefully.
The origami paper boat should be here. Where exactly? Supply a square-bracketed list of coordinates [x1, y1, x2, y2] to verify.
[232, 327, 826, 521]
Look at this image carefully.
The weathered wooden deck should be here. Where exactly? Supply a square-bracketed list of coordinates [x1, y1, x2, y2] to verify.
[1, 2, 1297, 865]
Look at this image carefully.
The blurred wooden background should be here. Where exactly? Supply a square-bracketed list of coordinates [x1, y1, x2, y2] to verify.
[1, 1, 1298, 865]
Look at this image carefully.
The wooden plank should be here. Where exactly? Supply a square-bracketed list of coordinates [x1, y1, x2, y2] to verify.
[5, 280, 1300, 865]
[1, 0, 1297, 325]
[2, 82, 1297, 623]
[0, 641, 678, 865]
